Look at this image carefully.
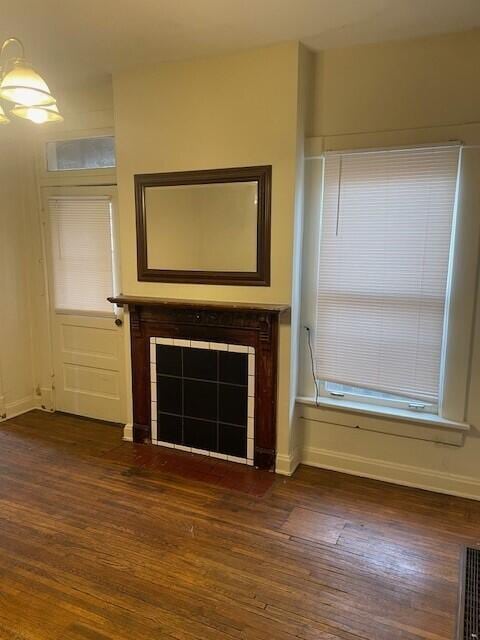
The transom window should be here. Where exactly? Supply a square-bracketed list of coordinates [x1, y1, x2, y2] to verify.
[46, 136, 116, 172]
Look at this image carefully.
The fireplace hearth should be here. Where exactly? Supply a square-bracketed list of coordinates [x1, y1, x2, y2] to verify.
[109, 295, 290, 470]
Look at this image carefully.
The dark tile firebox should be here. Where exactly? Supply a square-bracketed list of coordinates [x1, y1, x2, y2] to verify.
[151, 339, 255, 464]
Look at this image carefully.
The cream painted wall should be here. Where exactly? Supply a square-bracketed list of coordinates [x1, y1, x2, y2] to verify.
[113, 42, 306, 461]
[54, 82, 115, 135]
[285, 44, 314, 472]
[114, 43, 299, 302]
[299, 29, 480, 498]
[311, 28, 480, 139]
[0, 137, 40, 418]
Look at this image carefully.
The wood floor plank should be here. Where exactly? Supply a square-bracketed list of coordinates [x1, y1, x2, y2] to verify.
[280, 507, 347, 544]
[0, 410, 479, 639]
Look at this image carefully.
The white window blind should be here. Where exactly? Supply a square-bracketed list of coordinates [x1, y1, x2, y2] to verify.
[315, 146, 460, 403]
[48, 197, 115, 313]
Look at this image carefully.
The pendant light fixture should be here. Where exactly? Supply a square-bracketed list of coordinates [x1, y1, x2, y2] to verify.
[0, 37, 63, 124]
[11, 103, 63, 123]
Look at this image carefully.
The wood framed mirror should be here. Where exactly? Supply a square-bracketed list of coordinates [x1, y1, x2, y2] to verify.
[135, 165, 271, 286]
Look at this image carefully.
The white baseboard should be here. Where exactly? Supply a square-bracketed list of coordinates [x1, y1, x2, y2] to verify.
[3, 396, 38, 421]
[276, 447, 301, 476]
[123, 423, 133, 442]
[301, 446, 480, 501]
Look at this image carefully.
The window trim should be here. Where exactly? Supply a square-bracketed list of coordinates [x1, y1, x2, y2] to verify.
[299, 142, 479, 431]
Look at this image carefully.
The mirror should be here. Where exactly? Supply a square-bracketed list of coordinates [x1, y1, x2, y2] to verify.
[135, 166, 271, 285]
[145, 182, 258, 272]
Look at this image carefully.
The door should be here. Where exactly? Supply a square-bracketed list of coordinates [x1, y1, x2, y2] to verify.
[43, 186, 126, 423]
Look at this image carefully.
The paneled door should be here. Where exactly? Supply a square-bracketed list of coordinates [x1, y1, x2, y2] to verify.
[43, 186, 126, 423]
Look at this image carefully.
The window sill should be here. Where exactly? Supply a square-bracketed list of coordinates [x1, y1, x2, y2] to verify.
[296, 395, 470, 445]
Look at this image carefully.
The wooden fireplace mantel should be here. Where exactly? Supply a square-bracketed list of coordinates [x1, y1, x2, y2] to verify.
[109, 295, 290, 470]
[109, 295, 290, 315]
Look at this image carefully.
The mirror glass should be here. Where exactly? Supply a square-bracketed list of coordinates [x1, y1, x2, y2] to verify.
[145, 181, 258, 272]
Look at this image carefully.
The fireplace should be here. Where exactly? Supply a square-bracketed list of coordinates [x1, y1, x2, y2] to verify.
[151, 338, 255, 463]
[109, 296, 289, 469]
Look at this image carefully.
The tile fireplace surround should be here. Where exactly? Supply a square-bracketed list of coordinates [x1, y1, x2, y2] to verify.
[151, 338, 255, 464]
[109, 296, 290, 470]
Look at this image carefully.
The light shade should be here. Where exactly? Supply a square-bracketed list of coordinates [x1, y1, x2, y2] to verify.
[11, 103, 63, 124]
[0, 104, 9, 124]
[0, 60, 56, 106]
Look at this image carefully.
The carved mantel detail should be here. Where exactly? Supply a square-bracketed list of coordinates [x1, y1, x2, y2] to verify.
[109, 296, 290, 470]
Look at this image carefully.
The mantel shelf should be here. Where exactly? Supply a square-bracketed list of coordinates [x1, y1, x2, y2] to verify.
[108, 295, 290, 315]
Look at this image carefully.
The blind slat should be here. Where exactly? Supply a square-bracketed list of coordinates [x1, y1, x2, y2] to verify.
[48, 197, 114, 313]
[314, 146, 459, 402]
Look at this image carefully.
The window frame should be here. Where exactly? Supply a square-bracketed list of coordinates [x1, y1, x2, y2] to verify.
[299, 142, 477, 428]
[46, 135, 116, 173]
[36, 128, 117, 188]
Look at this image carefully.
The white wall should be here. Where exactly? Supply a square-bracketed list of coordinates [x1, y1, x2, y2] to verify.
[297, 29, 480, 499]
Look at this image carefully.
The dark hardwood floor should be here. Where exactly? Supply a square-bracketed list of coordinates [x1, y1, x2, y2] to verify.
[0, 410, 479, 640]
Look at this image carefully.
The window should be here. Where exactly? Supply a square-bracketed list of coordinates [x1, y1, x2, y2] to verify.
[313, 145, 460, 413]
[46, 136, 116, 171]
[48, 197, 115, 313]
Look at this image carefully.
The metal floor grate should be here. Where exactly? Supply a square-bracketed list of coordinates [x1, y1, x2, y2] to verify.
[458, 546, 480, 640]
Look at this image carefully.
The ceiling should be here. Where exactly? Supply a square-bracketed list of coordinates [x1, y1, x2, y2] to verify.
[2, 0, 480, 89]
